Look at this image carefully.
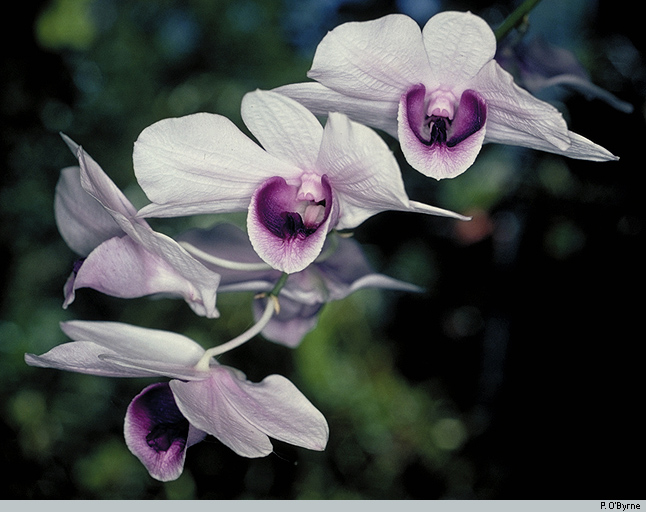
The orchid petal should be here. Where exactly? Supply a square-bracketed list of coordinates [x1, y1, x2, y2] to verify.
[65, 235, 208, 311]
[421, 11, 496, 89]
[134, 113, 302, 218]
[247, 176, 334, 273]
[67, 142, 221, 318]
[473, 60, 618, 160]
[60, 320, 206, 367]
[308, 14, 432, 101]
[398, 86, 487, 179]
[251, 297, 321, 348]
[170, 366, 328, 457]
[273, 82, 400, 138]
[24, 341, 158, 378]
[241, 90, 323, 170]
[125, 383, 206, 482]
[54, 166, 123, 257]
[121, 222, 221, 318]
[63, 135, 139, 220]
[316, 112, 410, 228]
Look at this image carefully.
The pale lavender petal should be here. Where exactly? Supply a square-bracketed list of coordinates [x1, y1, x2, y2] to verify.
[398, 85, 487, 179]
[60, 320, 206, 367]
[177, 224, 280, 292]
[170, 366, 328, 457]
[55, 167, 123, 257]
[421, 11, 496, 89]
[69, 142, 221, 318]
[64, 235, 215, 314]
[122, 222, 221, 318]
[252, 296, 322, 348]
[24, 341, 157, 378]
[274, 82, 400, 138]
[63, 135, 140, 221]
[247, 176, 335, 273]
[307, 13, 432, 101]
[170, 369, 274, 457]
[133, 113, 302, 218]
[317, 235, 422, 301]
[241, 90, 323, 170]
[125, 383, 206, 482]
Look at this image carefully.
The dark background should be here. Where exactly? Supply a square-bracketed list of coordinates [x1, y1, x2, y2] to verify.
[1, 0, 643, 499]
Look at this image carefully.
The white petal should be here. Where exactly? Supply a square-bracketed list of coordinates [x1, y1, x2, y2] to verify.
[241, 90, 323, 170]
[308, 14, 433, 101]
[25, 341, 157, 378]
[472, 60, 571, 150]
[133, 113, 301, 217]
[422, 11, 496, 88]
[274, 82, 400, 137]
[60, 320, 206, 367]
[316, 113, 410, 229]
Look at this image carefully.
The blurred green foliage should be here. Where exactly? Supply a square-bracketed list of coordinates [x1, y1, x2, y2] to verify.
[1, 0, 644, 500]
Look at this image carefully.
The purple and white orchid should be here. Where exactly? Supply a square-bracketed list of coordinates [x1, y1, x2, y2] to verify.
[274, 11, 618, 180]
[55, 135, 221, 318]
[177, 223, 422, 347]
[25, 320, 329, 482]
[133, 89, 467, 274]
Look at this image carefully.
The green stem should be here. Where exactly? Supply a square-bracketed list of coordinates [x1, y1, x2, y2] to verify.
[494, 0, 543, 42]
[194, 272, 290, 369]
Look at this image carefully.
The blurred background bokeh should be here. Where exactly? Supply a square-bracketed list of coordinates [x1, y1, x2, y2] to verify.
[1, 0, 644, 500]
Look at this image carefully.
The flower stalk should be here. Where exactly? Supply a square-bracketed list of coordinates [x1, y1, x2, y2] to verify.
[494, 0, 543, 41]
[195, 272, 289, 369]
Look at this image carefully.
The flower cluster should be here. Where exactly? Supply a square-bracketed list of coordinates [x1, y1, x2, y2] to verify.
[25, 8, 622, 482]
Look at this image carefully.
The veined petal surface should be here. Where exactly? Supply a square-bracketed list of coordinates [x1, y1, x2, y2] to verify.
[134, 113, 302, 218]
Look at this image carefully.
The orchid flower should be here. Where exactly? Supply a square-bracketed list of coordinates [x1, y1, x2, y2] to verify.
[24, 319, 329, 481]
[177, 223, 421, 347]
[273, 11, 618, 180]
[133, 89, 468, 274]
[55, 135, 221, 318]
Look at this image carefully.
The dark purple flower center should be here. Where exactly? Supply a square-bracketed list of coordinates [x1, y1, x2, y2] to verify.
[405, 85, 487, 148]
[137, 383, 189, 454]
[255, 175, 333, 241]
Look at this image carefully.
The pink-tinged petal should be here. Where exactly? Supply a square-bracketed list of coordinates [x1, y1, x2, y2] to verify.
[134, 113, 302, 218]
[65, 235, 218, 317]
[67, 139, 221, 318]
[170, 366, 328, 457]
[60, 320, 206, 367]
[398, 85, 487, 179]
[421, 11, 496, 89]
[274, 82, 400, 138]
[24, 341, 158, 378]
[247, 176, 335, 273]
[170, 369, 273, 457]
[123, 223, 220, 318]
[55, 167, 123, 257]
[308, 14, 432, 101]
[125, 383, 206, 482]
[241, 90, 323, 170]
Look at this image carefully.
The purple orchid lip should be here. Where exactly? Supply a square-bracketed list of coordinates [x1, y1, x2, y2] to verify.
[405, 84, 487, 148]
[128, 382, 190, 455]
[254, 174, 333, 241]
